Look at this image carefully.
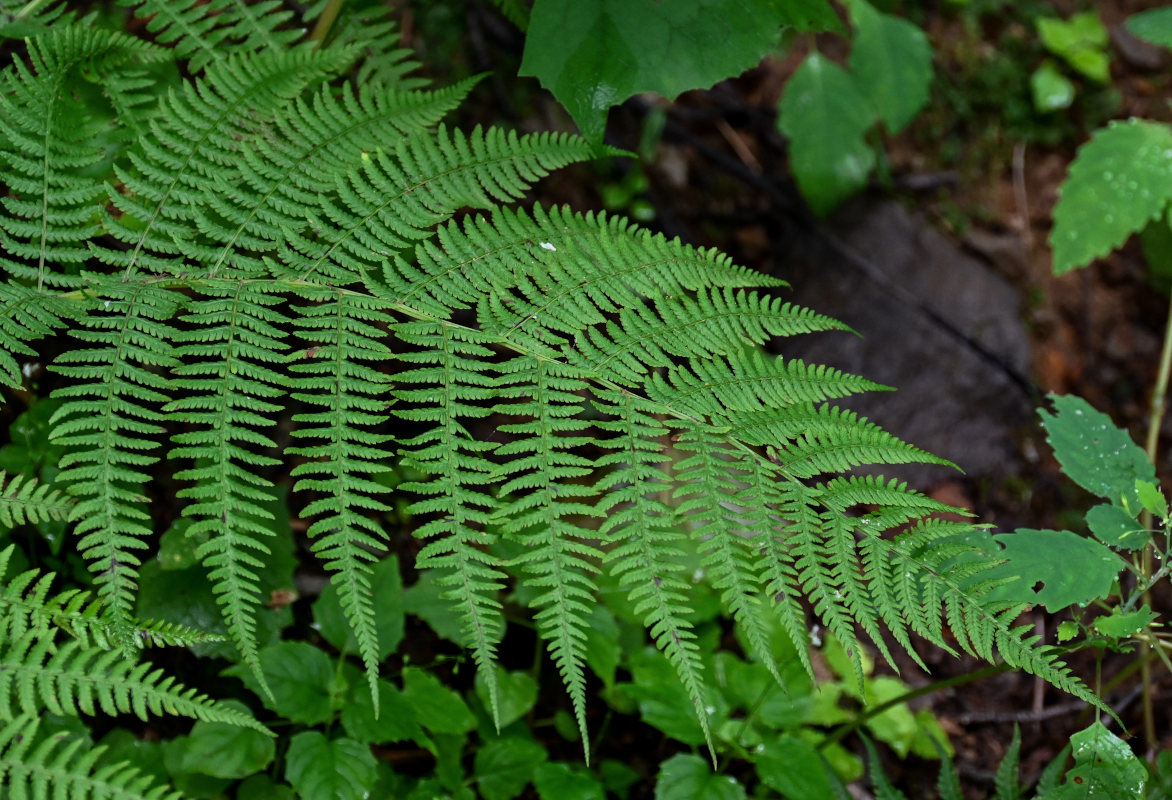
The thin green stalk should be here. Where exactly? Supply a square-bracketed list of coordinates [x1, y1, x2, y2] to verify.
[309, 0, 345, 44]
[1137, 288, 1172, 753]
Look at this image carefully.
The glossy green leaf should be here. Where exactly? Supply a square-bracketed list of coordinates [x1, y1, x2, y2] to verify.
[166, 701, 275, 779]
[847, 0, 932, 132]
[474, 736, 547, 800]
[1135, 479, 1168, 519]
[402, 668, 477, 735]
[403, 569, 464, 643]
[1040, 395, 1155, 506]
[1051, 120, 1172, 274]
[1092, 605, 1159, 640]
[655, 753, 747, 800]
[341, 679, 424, 744]
[777, 53, 876, 216]
[986, 529, 1121, 610]
[1049, 722, 1146, 799]
[226, 642, 340, 725]
[1038, 12, 1110, 83]
[237, 775, 296, 800]
[1085, 503, 1148, 550]
[1126, 8, 1172, 51]
[1031, 61, 1076, 112]
[582, 604, 622, 687]
[533, 762, 606, 800]
[474, 667, 538, 729]
[755, 736, 844, 800]
[520, 0, 839, 147]
[312, 555, 405, 659]
[285, 733, 378, 800]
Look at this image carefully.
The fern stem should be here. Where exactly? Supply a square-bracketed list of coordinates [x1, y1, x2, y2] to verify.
[14, 0, 51, 19]
[309, 0, 345, 44]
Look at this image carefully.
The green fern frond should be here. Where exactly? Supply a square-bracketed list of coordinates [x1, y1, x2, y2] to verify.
[396, 205, 773, 322]
[306, 1, 426, 88]
[296, 128, 597, 286]
[0, 715, 181, 800]
[289, 286, 397, 707]
[0, 281, 86, 388]
[98, 47, 350, 278]
[50, 280, 181, 644]
[193, 76, 480, 279]
[394, 320, 508, 723]
[165, 279, 288, 691]
[119, 0, 300, 73]
[0, 629, 268, 732]
[595, 389, 715, 756]
[0, 25, 162, 291]
[0, 545, 223, 651]
[0, 470, 72, 528]
[493, 354, 602, 744]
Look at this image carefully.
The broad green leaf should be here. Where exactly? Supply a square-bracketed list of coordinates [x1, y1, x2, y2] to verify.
[403, 569, 464, 643]
[226, 641, 340, 725]
[755, 736, 845, 800]
[986, 529, 1121, 610]
[1135, 479, 1168, 519]
[402, 667, 477, 735]
[474, 737, 548, 800]
[519, 0, 839, 147]
[1031, 61, 1076, 112]
[618, 647, 728, 745]
[237, 775, 296, 800]
[1092, 605, 1159, 640]
[285, 733, 378, 800]
[582, 604, 623, 687]
[162, 738, 232, 799]
[1038, 12, 1110, 83]
[1039, 395, 1155, 506]
[312, 554, 405, 659]
[655, 753, 747, 800]
[777, 53, 876, 216]
[341, 679, 423, 744]
[474, 667, 538, 729]
[533, 762, 606, 800]
[1051, 120, 1172, 274]
[1085, 503, 1148, 550]
[862, 676, 922, 759]
[1049, 722, 1146, 799]
[1057, 620, 1081, 642]
[166, 701, 275, 779]
[99, 730, 171, 790]
[1126, 8, 1172, 51]
[600, 761, 641, 797]
[846, 0, 932, 132]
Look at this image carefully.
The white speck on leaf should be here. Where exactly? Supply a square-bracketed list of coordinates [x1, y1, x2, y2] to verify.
[539, 242, 556, 251]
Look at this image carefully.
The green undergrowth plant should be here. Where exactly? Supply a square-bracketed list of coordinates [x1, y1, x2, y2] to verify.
[0, 0, 1114, 796]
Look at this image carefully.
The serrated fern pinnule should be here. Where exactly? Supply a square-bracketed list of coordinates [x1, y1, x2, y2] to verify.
[0, 470, 72, 529]
[289, 287, 397, 708]
[493, 354, 602, 743]
[0, 715, 182, 800]
[165, 279, 289, 693]
[49, 280, 181, 645]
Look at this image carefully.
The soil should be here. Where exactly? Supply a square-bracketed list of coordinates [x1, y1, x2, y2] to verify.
[397, 1, 1172, 796]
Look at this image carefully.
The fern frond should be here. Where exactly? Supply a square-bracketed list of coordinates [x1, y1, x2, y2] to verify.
[393, 320, 507, 721]
[193, 76, 480, 279]
[649, 350, 890, 419]
[0, 630, 268, 731]
[0, 470, 72, 528]
[0, 281, 86, 389]
[289, 286, 397, 707]
[0, 715, 181, 800]
[397, 205, 776, 322]
[0, 24, 162, 292]
[493, 354, 601, 744]
[594, 389, 714, 756]
[50, 279, 181, 644]
[165, 279, 288, 691]
[293, 128, 596, 286]
[306, 0, 426, 89]
[119, 0, 300, 73]
[0, 545, 223, 651]
[98, 48, 350, 278]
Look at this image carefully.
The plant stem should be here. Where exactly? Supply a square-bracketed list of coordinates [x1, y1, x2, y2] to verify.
[1137, 288, 1172, 753]
[309, 0, 345, 44]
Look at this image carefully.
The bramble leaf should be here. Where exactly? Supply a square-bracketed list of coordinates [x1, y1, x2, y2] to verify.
[1051, 120, 1172, 274]
[285, 732, 378, 800]
[985, 529, 1121, 611]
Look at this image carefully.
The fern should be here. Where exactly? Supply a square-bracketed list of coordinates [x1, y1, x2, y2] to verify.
[0, 0, 1103, 780]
